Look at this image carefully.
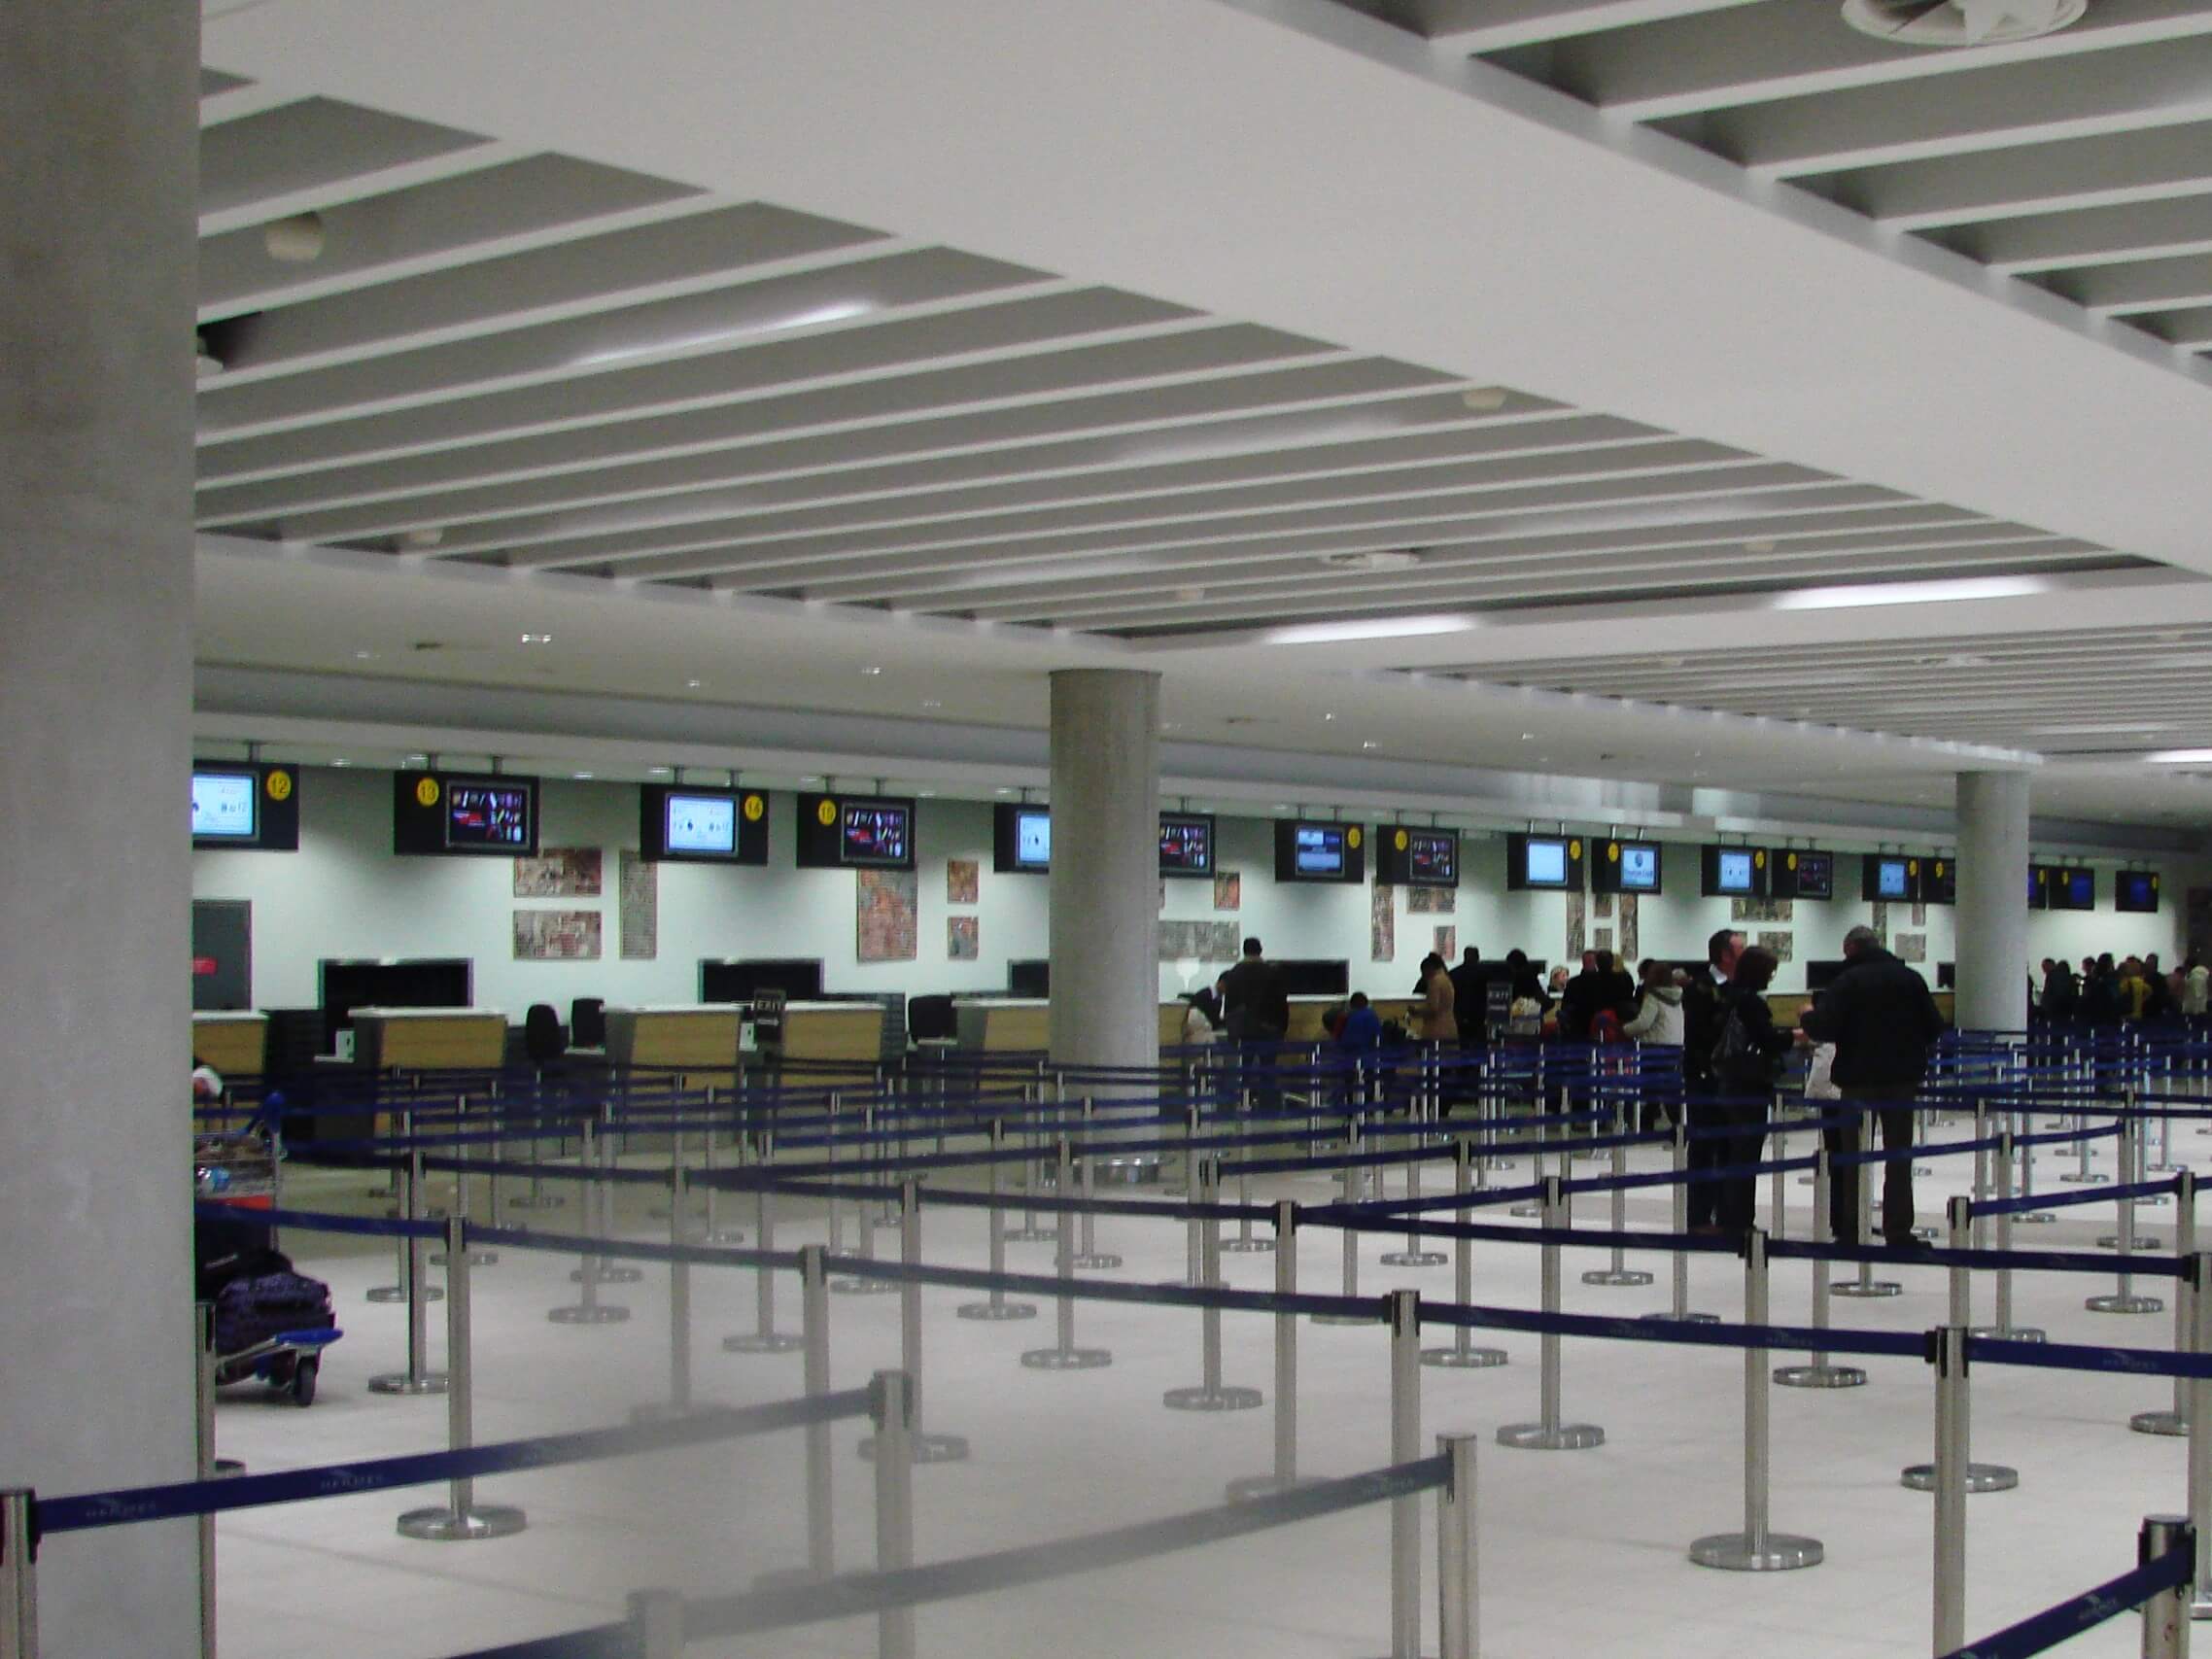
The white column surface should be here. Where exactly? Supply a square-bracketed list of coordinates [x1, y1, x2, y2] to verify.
[1954, 772, 2032, 1035]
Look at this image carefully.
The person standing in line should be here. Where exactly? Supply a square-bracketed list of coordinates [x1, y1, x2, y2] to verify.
[1679, 928, 1744, 1231]
[1801, 923, 1947, 1249]
[2185, 955, 2210, 1026]
[1408, 950, 1458, 1083]
[1220, 935, 1290, 1112]
[1709, 947, 1793, 1240]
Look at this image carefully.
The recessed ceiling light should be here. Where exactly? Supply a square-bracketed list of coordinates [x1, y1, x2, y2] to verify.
[330, 758, 351, 768]
[860, 665, 883, 676]
[800, 776, 821, 785]
[648, 766, 672, 776]
[520, 632, 553, 644]
[994, 786, 1014, 796]
[1520, 732, 1536, 742]
[921, 699, 943, 709]
[401, 527, 445, 550]
[1322, 711, 1336, 722]
[918, 789, 937, 797]
[1362, 740, 1380, 750]
[573, 771, 594, 779]
[1177, 586, 1206, 603]
[1273, 803, 1293, 812]
[1744, 538, 1778, 555]
[1773, 575, 2051, 611]
[1320, 549, 1425, 573]
[354, 649, 378, 661]
[194, 335, 225, 378]
[404, 754, 428, 768]
[1266, 614, 1475, 645]
[1461, 386, 1510, 412]
[263, 211, 326, 263]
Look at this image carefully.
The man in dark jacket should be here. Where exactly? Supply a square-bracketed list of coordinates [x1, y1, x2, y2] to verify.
[1680, 928, 1743, 1231]
[1220, 936, 1290, 1110]
[1802, 924, 1947, 1248]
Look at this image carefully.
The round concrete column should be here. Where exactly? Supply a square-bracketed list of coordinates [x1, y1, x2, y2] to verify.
[1954, 772, 2032, 1034]
[0, 1, 201, 1648]
[1048, 671, 1161, 1078]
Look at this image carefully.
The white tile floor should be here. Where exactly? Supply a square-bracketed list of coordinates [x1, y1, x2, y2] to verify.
[178, 1115, 2207, 1658]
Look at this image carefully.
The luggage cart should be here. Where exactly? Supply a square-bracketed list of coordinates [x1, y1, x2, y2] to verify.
[195, 1124, 344, 1405]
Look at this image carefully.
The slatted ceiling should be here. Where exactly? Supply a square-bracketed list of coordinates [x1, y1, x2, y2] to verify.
[198, 99, 493, 223]
[1391, 0, 2212, 364]
[1458, 622, 2212, 748]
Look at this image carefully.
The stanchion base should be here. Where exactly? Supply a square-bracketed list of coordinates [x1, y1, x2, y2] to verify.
[1497, 1422, 1604, 1451]
[397, 1504, 527, 1541]
[1382, 1250, 1450, 1267]
[367, 1371, 450, 1395]
[1162, 1384, 1263, 1411]
[1581, 1268, 1655, 1287]
[366, 1285, 444, 1304]
[1421, 1344, 1507, 1369]
[956, 1300, 1038, 1321]
[1071, 1253, 1123, 1270]
[1900, 1462, 2019, 1493]
[1773, 1363, 1867, 1389]
[2085, 1294, 2165, 1314]
[506, 1194, 566, 1210]
[2057, 1173, 2110, 1185]
[1831, 1280, 1903, 1298]
[1020, 1346, 1113, 1369]
[570, 1264, 643, 1285]
[1225, 1472, 1324, 1503]
[721, 1331, 802, 1353]
[1969, 1325, 2047, 1343]
[829, 1277, 899, 1296]
[547, 1304, 631, 1326]
[700, 1228, 747, 1245]
[1641, 1309, 1720, 1326]
[857, 1431, 972, 1463]
[2015, 1212, 2057, 1224]
[1218, 1239, 1276, 1255]
[2131, 1408, 2189, 1437]
[1001, 1227, 1059, 1243]
[1508, 1204, 1539, 1218]
[1688, 1531, 1823, 1572]
[429, 1251, 498, 1267]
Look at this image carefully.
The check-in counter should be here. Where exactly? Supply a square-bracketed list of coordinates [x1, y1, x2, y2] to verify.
[350, 1007, 508, 1073]
[1764, 989, 1957, 1030]
[955, 998, 1051, 1054]
[778, 1001, 888, 1076]
[191, 1011, 267, 1079]
[1287, 994, 1419, 1043]
[604, 1003, 742, 1088]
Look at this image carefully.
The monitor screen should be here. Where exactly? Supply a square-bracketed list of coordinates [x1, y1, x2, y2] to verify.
[446, 781, 533, 849]
[1015, 808, 1052, 870]
[1525, 838, 1569, 887]
[1716, 849, 1754, 893]
[1408, 830, 1457, 884]
[843, 802, 911, 866]
[1158, 813, 1214, 877]
[1784, 850, 1833, 901]
[2068, 869, 2095, 908]
[2117, 870, 2160, 913]
[2030, 869, 2044, 909]
[1295, 825, 1346, 877]
[1618, 844, 1659, 891]
[1876, 858, 1910, 899]
[664, 793, 737, 855]
[190, 770, 258, 841]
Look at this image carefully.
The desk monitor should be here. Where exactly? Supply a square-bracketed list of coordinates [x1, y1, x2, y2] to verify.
[1377, 826, 1460, 888]
[2117, 870, 2160, 914]
[1592, 838, 1661, 896]
[1276, 958, 1350, 997]
[1158, 812, 1215, 879]
[700, 958, 825, 1002]
[1008, 958, 1050, 998]
[192, 761, 300, 851]
[396, 771, 539, 857]
[1806, 959, 1849, 992]
[1701, 845, 1766, 899]
[1274, 819, 1365, 884]
[1506, 833, 1582, 891]
[1861, 855, 1918, 904]
[640, 785, 768, 865]
[1772, 848, 1832, 901]
[796, 792, 916, 870]
[318, 957, 471, 1053]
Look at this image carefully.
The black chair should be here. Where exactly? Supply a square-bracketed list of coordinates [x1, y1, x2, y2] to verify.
[570, 996, 606, 1049]
[524, 1003, 568, 1072]
[908, 993, 956, 1044]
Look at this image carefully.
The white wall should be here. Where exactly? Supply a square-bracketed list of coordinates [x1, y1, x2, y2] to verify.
[192, 768, 2195, 1016]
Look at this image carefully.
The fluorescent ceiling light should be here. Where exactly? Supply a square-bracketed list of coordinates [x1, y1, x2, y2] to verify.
[573, 301, 873, 367]
[1264, 614, 1476, 645]
[1771, 576, 2053, 611]
[2142, 749, 2212, 764]
[2033, 722, 2176, 737]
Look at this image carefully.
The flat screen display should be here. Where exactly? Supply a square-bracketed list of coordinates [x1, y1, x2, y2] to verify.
[191, 771, 258, 841]
[1296, 825, 1346, 876]
[1716, 850, 1753, 893]
[1409, 830, 1456, 885]
[1525, 838, 1569, 886]
[446, 781, 533, 849]
[2029, 869, 2046, 910]
[1791, 851, 1832, 900]
[2066, 869, 2095, 909]
[2117, 870, 2160, 913]
[1876, 858, 1910, 899]
[665, 793, 738, 855]
[843, 802, 911, 867]
[1158, 813, 1214, 877]
[1014, 809, 1051, 870]
[1618, 844, 1659, 891]
[1274, 819, 1364, 883]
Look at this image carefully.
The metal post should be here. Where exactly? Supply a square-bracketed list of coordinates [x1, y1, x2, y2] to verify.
[1498, 1177, 1604, 1450]
[549, 1117, 631, 1327]
[195, 1303, 217, 1659]
[1777, 1151, 1866, 1388]
[1692, 1228, 1822, 1571]
[1645, 1121, 1717, 1327]
[701, 1088, 745, 1246]
[1386, 1288, 1422, 1659]
[957, 1119, 1035, 1322]
[373, 1151, 453, 1390]
[368, 1111, 441, 1303]
[1435, 1434, 1479, 1659]
[0, 1489, 35, 1659]
[1230, 1200, 1313, 1500]
[589, 1108, 643, 1285]
[1832, 1121, 1902, 1299]
[1427, 1139, 1508, 1367]
[2186, 1254, 2212, 1621]
[2091, 1154, 2168, 1314]
[1223, 1089, 1271, 1255]
[636, 1166, 715, 1424]
[1315, 1119, 1372, 1327]
[1903, 1200, 2018, 1493]
[1020, 1137, 1111, 1369]
[1004, 1086, 1056, 1243]
[863, 1180, 971, 1462]
[1931, 1325, 1970, 1655]
[1166, 1157, 1262, 1411]
[1074, 1096, 1125, 1268]
[725, 1135, 801, 1354]
[400, 1217, 526, 1538]
[872, 1371, 917, 1659]
[1583, 1123, 1652, 1289]
[1383, 1127, 1447, 1268]
[1974, 1130, 2047, 1343]
[2143, 1515, 2195, 1659]
[799, 1247, 835, 1579]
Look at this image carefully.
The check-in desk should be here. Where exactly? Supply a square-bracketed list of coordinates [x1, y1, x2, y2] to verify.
[1286, 994, 1419, 1042]
[349, 1007, 508, 1073]
[191, 1011, 268, 1079]
[955, 998, 1052, 1054]
[778, 1001, 888, 1082]
[1764, 989, 1956, 1029]
[604, 1004, 742, 1089]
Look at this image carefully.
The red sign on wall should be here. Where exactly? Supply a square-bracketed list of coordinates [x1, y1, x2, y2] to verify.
[191, 955, 218, 978]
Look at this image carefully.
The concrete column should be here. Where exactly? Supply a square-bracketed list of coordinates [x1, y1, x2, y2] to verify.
[0, 2, 201, 1651]
[1954, 772, 2032, 1034]
[1048, 670, 1161, 1075]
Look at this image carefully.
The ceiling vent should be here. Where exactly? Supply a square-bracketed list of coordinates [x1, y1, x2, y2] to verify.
[1841, 0, 2086, 46]
[1319, 549, 1426, 573]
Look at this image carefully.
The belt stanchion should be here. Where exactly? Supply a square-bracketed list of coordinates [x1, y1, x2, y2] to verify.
[831, 1144, 897, 1296]
[1903, 1199, 2017, 1495]
[1833, 1118, 1901, 1299]
[635, 1166, 717, 1426]
[592, 1106, 644, 1287]
[195, 1304, 217, 1659]
[700, 1089, 744, 1246]
[1435, 1432, 1479, 1659]
[398, 1217, 527, 1539]
[2062, 1105, 2110, 1185]
[1775, 1150, 1867, 1389]
[372, 1145, 452, 1392]
[1228, 1201, 1313, 1501]
[860, 1180, 971, 1462]
[1970, 1129, 2047, 1345]
[956, 1119, 1035, 1323]
[1382, 1119, 1447, 1269]
[725, 1133, 801, 1355]
[1073, 1097, 1123, 1270]
[2185, 1253, 2212, 1622]
[1221, 1094, 1272, 1256]
[367, 1112, 441, 1306]
[2105, 1108, 2170, 1245]
[1164, 1157, 1262, 1413]
[2090, 1166, 2168, 1316]
[548, 1117, 630, 1328]
[1582, 1116, 1652, 1290]
[1005, 1086, 1054, 1244]
[2016, 1107, 2055, 1223]
[1769, 1121, 1789, 1240]
[1020, 1137, 1112, 1370]
[756, 1244, 835, 1591]
[1, 1488, 34, 1659]
[872, 1370, 919, 1659]
[1315, 1118, 1372, 1326]
[2139, 1173, 2200, 1437]
[2142, 1515, 2195, 1658]
[822, 1092, 845, 1256]
[1425, 1140, 1508, 1369]
[1382, 1288, 1422, 1659]
[1931, 1324, 1971, 1655]
[1691, 1227, 1822, 1572]
[1497, 1177, 1604, 1451]
[431, 1095, 497, 1269]
[1645, 1121, 1716, 1328]
[506, 1096, 564, 1213]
